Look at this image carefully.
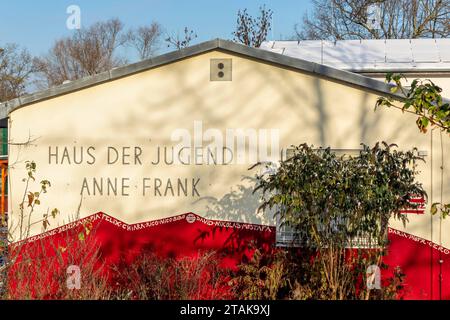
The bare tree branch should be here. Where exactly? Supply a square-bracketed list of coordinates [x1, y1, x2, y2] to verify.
[127, 22, 162, 60]
[0, 44, 34, 102]
[165, 27, 198, 50]
[296, 0, 450, 40]
[34, 18, 128, 88]
[233, 6, 273, 47]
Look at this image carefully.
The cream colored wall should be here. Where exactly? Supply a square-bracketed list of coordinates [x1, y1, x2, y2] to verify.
[368, 74, 450, 249]
[8, 50, 450, 247]
[368, 74, 450, 98]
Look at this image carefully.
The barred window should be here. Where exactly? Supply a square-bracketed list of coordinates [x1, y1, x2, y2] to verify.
[276, 148, 382, 249]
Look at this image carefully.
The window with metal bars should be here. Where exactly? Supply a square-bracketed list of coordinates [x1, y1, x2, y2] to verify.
[275, 148, 384, 249]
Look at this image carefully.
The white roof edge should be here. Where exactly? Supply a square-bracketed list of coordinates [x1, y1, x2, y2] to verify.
[262, 39, 450, 72]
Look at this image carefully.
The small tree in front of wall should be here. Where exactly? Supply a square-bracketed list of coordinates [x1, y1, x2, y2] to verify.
[0, 161, 60, 297]
[252, 142, 426, 299]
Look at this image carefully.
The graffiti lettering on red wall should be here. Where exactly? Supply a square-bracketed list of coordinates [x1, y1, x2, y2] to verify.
[389, 228, 450, 254]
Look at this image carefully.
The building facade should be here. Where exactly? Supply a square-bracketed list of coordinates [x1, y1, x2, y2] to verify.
[0, 39, 449, 299]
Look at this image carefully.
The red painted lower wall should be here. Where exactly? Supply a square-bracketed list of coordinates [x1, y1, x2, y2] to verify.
[8, 212, 450, 299]
[384, 228, 450, 299]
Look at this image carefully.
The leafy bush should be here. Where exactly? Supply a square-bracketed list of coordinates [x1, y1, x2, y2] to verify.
[248, 142, 421, 299]
[230, 248, 288, 300]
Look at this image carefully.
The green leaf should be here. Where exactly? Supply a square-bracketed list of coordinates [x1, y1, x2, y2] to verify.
[78, 232, 85, 241]
[431, 203, 439, 215]
[51, 208, 59, 218]
[421, 117, 429, 128]
[375, 74, 449, 134]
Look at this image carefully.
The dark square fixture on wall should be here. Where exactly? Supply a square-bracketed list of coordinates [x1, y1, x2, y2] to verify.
[210, 58, 232, 81]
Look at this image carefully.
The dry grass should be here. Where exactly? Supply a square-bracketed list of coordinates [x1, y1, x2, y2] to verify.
[111, 251, 233, 300]
[4, 228, 110, 300]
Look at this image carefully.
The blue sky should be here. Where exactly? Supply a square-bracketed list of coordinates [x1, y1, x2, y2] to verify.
[0, 0, 312, 58]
